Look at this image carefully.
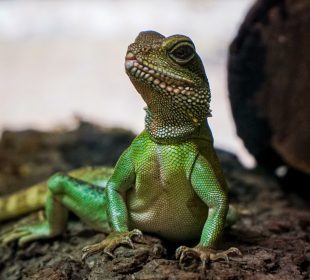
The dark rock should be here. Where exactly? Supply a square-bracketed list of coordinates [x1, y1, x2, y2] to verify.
[228, 0, 310, 190]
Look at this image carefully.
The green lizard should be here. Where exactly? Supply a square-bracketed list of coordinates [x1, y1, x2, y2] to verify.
[0, 31, 241, 265]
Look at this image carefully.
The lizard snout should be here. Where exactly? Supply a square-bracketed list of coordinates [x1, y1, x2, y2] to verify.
[125, 51, 136, 70]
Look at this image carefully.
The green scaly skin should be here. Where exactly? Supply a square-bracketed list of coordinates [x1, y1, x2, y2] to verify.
[0, 31, 241, 266]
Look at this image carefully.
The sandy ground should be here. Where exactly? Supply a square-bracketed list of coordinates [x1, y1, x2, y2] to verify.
[0, 0, 255, 166]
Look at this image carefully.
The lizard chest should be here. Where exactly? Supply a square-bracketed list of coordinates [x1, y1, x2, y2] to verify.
[126, 139, 208, 241]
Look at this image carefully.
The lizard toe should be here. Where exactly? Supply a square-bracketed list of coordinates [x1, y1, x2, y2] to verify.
[82, 241, 109, 260]
[210, 247, 242, 262]
[1, 230, 29, 245]
[176, 245, 242, 269]
[81, 229, 144, 261]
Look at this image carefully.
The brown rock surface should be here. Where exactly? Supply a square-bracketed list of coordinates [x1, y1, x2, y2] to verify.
[0, 122, 309, 279]
[228, 0, 310, 178]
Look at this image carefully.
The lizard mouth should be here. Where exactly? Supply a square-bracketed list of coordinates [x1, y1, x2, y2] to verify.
[125, 56, 195, 98]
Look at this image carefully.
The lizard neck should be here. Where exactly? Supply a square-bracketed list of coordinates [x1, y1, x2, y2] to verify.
[144, 106, 202, 142]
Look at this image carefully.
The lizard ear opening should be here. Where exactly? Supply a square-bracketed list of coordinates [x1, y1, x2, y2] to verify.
[169, 42, 196, 65]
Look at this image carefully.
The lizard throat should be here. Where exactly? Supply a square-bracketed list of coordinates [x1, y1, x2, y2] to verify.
[144, 107, 201, 141]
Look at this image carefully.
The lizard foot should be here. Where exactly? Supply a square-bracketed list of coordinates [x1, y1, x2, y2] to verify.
[0, 221, 55, 246]
[81, 229, 143, 261]
[176, 245, 242, 269]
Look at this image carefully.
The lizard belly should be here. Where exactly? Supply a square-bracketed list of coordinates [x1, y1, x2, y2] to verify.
[127, 173, 208, 241]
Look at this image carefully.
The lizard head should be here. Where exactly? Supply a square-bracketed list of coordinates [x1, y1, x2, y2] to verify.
[125, 31, 211, 140]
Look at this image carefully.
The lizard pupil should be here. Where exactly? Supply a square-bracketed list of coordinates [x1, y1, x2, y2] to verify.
[173, 46, 192, 59]
[170, 44, 195, 63]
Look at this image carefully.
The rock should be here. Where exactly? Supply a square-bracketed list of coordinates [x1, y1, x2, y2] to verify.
[228, 0, 310, 182]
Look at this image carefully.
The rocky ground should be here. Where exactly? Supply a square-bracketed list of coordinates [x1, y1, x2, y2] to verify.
[0, 121, 309, 280]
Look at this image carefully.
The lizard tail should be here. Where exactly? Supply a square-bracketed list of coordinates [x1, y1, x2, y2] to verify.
[0, 182, 47, 222]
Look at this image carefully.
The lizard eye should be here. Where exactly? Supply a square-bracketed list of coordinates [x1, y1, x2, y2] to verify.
[169, 42, 195, 64]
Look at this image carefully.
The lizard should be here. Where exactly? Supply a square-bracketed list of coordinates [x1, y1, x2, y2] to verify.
[0, 31, 241, 266]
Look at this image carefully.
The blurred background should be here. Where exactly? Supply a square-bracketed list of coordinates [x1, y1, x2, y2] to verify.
[0, 0, 256, 166]
[1, 2, 309, 278]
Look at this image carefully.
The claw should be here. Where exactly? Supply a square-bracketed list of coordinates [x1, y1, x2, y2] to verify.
[103, 247, 115, 258]
[123, 236, 134, 249]
[0, 225, 31, 246]
[180, 250, 186, 264]
[81, 229, 143, 261]
[82, 242, 107, 261]
[176, 245, 242, 268]
[1, 231, 28, 245]
[201, 255, 207, 270]
[210, 247, 241, 261]
[130, 229, 143, 240]
[175, 245, 186, 260]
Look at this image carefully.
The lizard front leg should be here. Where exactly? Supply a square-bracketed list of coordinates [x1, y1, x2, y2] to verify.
[81, 147, 141, 260]
[176, 154, 241, 268]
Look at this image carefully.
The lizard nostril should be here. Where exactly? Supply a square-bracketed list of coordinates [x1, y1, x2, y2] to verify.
[142, 47, 151, 53]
